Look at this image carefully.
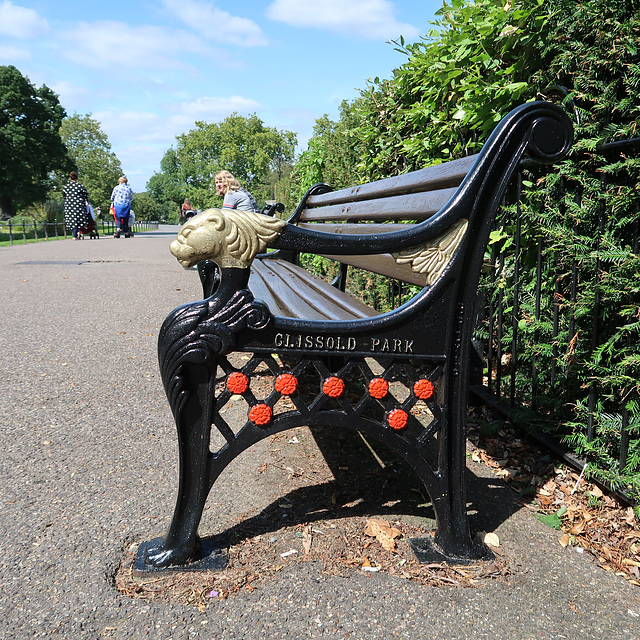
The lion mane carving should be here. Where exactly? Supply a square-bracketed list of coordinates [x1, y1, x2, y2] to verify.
[170, 209, 287, 269]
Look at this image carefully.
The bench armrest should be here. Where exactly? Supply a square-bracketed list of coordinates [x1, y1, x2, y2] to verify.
[169, 102, 572, 273]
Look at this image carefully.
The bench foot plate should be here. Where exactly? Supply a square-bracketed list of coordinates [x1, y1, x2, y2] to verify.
[408, 534, 490, 565]
[132, 538, 227, 576]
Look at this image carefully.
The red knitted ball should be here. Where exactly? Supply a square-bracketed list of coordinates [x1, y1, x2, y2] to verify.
[387, 409, 408, 430]
[413, 379, 434, 400]
[249, 403, 272, 426]
[275, 373, 298, 396]
[368, 377, 389, 399]
[227, 371, 249, 394]
[322, 376, 345, 398]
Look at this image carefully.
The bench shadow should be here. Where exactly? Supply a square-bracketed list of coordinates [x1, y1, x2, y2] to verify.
[205, 426, 519, 552]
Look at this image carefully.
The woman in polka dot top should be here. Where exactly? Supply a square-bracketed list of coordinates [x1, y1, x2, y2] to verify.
[62, 171, 90, 240]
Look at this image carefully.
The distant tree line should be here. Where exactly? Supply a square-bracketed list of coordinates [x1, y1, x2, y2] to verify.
[0, 65, 297, 223]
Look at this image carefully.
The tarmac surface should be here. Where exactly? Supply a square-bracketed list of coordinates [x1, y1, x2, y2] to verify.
[1, 227, 639, 639]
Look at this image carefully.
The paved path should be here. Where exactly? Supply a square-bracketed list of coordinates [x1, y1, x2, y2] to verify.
[0, 229, 639, 639]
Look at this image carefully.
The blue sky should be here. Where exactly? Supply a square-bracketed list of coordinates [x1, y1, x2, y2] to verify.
[0, 0, 444, 190]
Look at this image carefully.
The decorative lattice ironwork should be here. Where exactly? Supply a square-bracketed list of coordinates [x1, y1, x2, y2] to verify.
[212, 354, 443, 449]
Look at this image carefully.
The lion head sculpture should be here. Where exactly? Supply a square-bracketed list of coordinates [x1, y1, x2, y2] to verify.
[170, 209, 287, 269]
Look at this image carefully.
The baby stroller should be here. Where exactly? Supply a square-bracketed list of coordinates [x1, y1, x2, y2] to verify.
[78, 203, 99, 239]
[77, 217, 99, 239]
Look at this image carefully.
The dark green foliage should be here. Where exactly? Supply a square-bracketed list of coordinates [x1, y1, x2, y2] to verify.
[0, 66, 70, 217]
[147, 113, 296, 212]
[354, 0, 548, 179]
[294, 0, 640, 500]
[288, 101, 364, 204]
[59, 113, 123, 212]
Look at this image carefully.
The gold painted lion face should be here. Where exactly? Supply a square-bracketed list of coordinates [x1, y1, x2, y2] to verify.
[170, 208, 286, 269]
[170, 209, 228, 268]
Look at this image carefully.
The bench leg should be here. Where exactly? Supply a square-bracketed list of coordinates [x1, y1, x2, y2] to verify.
[142, 361, 216, 568]
[137, 267, 270, 570]
[411, 372, 485, 563]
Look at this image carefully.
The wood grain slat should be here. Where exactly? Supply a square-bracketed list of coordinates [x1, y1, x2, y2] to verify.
[299, 188, 457, 223]
[319, 253, 427, 286]
[298, 222, 414, 235]
[305, 154, 478, 208]
[249, 259, 377, 320]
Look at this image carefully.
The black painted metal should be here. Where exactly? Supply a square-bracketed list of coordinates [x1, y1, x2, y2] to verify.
[481, 135, 640, 496]
[137, 102, 573, 571]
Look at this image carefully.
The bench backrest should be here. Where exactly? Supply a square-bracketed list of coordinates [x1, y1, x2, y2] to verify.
[288, 154, 480, 287]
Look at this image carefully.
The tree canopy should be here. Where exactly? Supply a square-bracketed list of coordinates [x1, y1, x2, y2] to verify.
[147, 113, 297, 211]
[0, 65, 70, 217]
[59, 113, 123, 211]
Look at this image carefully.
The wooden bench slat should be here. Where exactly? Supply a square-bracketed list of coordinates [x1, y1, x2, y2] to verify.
[249, 258, 377, 320]
[319, 253, 427, 286]
[304, 155, 478, 208]
[299, 188, 457, 222]
[298, 222, 414, 235]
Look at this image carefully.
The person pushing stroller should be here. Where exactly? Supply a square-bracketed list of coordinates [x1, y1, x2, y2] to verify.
[111, 176, 134, 238]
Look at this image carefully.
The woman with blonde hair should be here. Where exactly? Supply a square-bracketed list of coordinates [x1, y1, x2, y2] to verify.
[214, 170, 260, 213]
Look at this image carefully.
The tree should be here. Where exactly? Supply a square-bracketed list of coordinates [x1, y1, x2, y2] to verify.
[0, 65, 70, 217]
[59, 114, 123, 211]
[147, 113, 297, 210]
[289, 101, 363, 203]
[352, 0, 550, 178]
[146, 147, 185, 216]
[132, 191, 164, 221]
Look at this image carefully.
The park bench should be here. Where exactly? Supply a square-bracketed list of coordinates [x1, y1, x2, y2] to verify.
[135, 101, 573, 572]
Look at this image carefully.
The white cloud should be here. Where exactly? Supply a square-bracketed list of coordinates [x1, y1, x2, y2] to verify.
[266, 0, 419, 40]
[48, 80, 91, 111]
[58, 21, 212, 70]
[96, 95, 263, 147]
[162, 0, 268, 47]
[93, 93, 265, 185]
[179, 95, 262, 120]
[0, 44, 31, 62]
[0, 1, 49, 39]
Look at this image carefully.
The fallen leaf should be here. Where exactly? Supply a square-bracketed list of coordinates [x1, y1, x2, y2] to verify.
[302, 525, 313, 554]
[484, 532, 500, 548]
[569, 520, 586, 535]
[559, 533, 571, 547]
[622, 558, 640, 568]
[364, 519, 402, 552]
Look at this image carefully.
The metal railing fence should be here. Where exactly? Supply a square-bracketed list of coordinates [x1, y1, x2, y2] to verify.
[476, 138, 640, 499]
[0, 219, 160, 244]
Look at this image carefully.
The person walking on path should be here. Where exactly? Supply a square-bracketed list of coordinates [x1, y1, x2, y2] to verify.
[214, 170, 260, 213]
[62, 171, 90, 241]
[111, 176, 134, 238]
[180, 198, 195, 223]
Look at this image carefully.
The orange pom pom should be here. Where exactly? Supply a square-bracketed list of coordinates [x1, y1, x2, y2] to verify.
[413, 379, 434, 400]
[249, 403, 272, 426]
[275, 373, 298, 395]
[227, 371, 249, 394]
[368, 377, 389, 399]
[387, 409, 408, 431]
[322, 376, 345, 398]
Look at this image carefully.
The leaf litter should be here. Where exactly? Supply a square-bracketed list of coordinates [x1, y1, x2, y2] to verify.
[116, 513, 511, 607]
[115, 406, 638, 608]
[467, 418, 640, 587]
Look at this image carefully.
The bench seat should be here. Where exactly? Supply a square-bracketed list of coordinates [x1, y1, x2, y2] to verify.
[248, 258, 377, 320]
